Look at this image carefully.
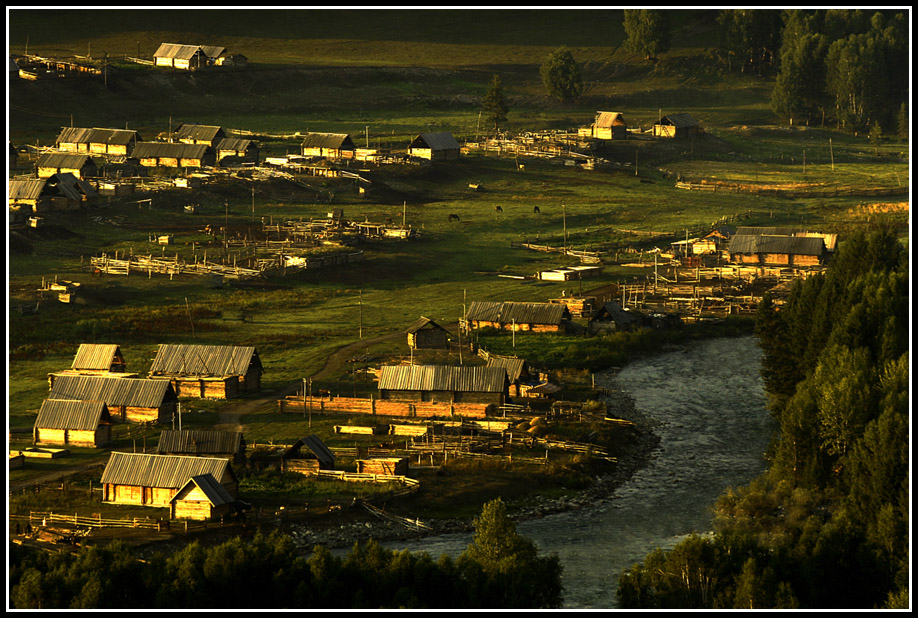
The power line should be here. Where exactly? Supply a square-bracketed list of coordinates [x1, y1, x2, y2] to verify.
[9, 104, 71, 119]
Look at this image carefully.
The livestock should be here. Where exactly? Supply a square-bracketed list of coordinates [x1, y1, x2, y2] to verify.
[495, 205, 503, 213]
[533, 206, 540, 213]
[448, 213, 460, 222]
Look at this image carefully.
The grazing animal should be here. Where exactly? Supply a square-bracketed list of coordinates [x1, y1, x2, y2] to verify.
[495, 205, 503, 213]
[533, 206, 540, 213]
[448, 213, 460, 222]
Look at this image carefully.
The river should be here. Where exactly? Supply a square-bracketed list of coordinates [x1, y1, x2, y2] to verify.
[384, 336, 776, 609]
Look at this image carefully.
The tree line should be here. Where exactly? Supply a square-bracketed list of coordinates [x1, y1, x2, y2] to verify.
[616, 227, 909, 608]
[8, 498, 563, 609]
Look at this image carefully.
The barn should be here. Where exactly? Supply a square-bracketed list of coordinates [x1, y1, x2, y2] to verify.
[300, 133, 356, 159]
[55, 127, 141, 157]
[101, 452, 238, 507]
[9, 173, 97, 213]
[466, 301, 571, 332]
[33, 399, 113, 448]
[156, 429, 246, 464]
[589, 111, 628, 140]
[153, 43, 209, 70]
[653, 113, 700, 138]
[130, 142, 214, 168]
[214, 137, 259, 165]
[406, 317, 450, 350]
[727, 234, 827, 267]
[590, 301, 645, 333]
[173, 124, 227, 148]
[169, 474, 239, 521]
[148, 344, 263, 399]
[36, 152, 98, 179]
[377, 364, 508, 406]
[48, 374, 177, 424]
[281, 435, 335, 475]
[408, 132, 460, 161]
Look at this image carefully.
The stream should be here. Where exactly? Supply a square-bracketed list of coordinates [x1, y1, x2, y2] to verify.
[384, 335, 776, 609]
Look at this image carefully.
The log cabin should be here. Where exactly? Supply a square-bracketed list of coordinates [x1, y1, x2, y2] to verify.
[408, 132, 460, 161]
[101, 452, 238, 507]
[153, 43, 208, 70]
[173, 124, 227, 148]
[148, 344, 263, 399]
[377, 364, 508, 406]
[466, 301, 571, 332]
[406, 316, 450, 350]
[48, 374, 177, 424]
[300, 132, 356, 159]
[281, 435, 335, 475]
[130, 142, 214, 168]
[356, 457, 408, 476]
[214, 137, 259, 165]
[156, 429, 246, 465]
[169, 473, 238, 521]
[32, 399, 113, 447]
[590, 301, 645, 333]
[652, 113, 700, 138]
[589, 111, 628, 140]
[36, 152, 98, 179]
[727, 234, 827, 267]
[9, 173, 97, 213]
[55, 127, 141, 157]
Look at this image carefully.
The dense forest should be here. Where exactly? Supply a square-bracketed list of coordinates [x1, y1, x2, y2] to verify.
[617, 227, 909, 609]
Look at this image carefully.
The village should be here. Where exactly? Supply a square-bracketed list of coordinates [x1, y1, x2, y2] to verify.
[9, 39, 844, 550]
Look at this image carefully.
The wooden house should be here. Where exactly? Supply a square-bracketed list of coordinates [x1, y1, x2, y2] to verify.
[48, 374, 177, 424]
[300, 133, 356, 159]
[727, 234, 827, 267]
[33, 399, 113, 447]
[589, 111, 628, 140]
[100, 452, 238, 507]
[55, 127, 141, 157]
[72, 343, 128, 374]
[357, 457, 408, 476]
[734, 227, 837, 252]
[590, 301, 645, 333]
[214, 137, 259, 165]
[199, 45, 228, 65]
[486, 356, 528, 397]
[653, 113, 700, 138]
[281, 435, 335, 475]
[466, 301, 570, 332]
[131, 142, 213, 168]
[153, 43, 209, 70]
[173, 124, 227, 148]
[406, 317, 450, 350]
[409, 132, 460, 161]
[9, 173, 97, 213]
[377, 364, 508, 406]
[156, 429, 246, 464]
[148, 344, 263, 399]
[169, 474, 238, 521]
[36, 152, 98, 179]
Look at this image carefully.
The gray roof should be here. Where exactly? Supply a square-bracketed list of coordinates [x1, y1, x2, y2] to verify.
[215, 137, 255, 152]
[49, 172, 97, 200]
[132, 142, 210, 160]
[728, 234, 826, 256]
[149, 344, 262, 377]
[37, 152, 95, 169]
[595, 111, 626, 127]
[486, 356, 527, 382]
[657, 113, 699, 128]
[156, 429, 244, 455]
[593, 301, 644, 326]
[734, 226, 805, 237]
[406, 316, 449, 334]
[101, 452, 233, 489]
[49, 374, 177, 408]
[154, 43, 207, 60]
[174, 124, 225, 142]
[300, 132, 355, 150]
[199, 45, 227, 60]
[410, 132, 460, 151]
[378, 364, 508, 393]
[34, 399, 112, 431]
[285, 435, 335, 467]
[56, 127, 138, 147]
[71, 343, 123, 371]
[466, 301, 570, 326]
[8, 179, 47, 201]
[171, 474, 235, 506]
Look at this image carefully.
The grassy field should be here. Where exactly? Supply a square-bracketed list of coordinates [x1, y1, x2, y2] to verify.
[7, 9, 909, 516]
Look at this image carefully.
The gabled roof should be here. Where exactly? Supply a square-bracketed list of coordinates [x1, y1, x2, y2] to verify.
[37, 152, 95, 169]
[154, 43, 207, 60]
[149, 344, 261, 377]
[657, 113, 699, 128]
[49, 374, 177, 408]
[56, 127, 138, 146]
[8, 179, 48, 201]
[199, 46, 227, 60]
[466, 301, 570, 326]
[34, 399, 112, 431]
[171, 474, 236, 506]
[486, 356, 527, 383]
[410, 132, 460, 151]
[285, 435, 335, 467]
[215, 137, 255, 152]
[101, 452, 233, 488]
[378, 365, 508, 393]
[156, 429, 244, 455]
[174, 124, 225, 143]
[734, 226, 805, 237]
[300, 132, 355, 150]
[728, 235, 826, 256]
[71, 344, 123, 371]
[595, 111, 626, 127]
[131, 142, 209, 159]
[406, 316, 449, 334]
[49, 172, 97, 200]
[593, 301, 644, 326]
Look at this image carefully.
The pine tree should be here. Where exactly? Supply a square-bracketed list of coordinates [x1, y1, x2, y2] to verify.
[623, 9, 672, 61]
[481, 74, 508, 134]
[539, 47, 583, 102]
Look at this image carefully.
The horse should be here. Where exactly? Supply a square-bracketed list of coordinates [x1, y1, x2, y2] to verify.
[495, 205, 503, 213]
[533, 206, 541, 213]
[448, 213, 460, 222]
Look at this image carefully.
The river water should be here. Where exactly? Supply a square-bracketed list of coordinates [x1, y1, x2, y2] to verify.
[385, 336, 776, 609]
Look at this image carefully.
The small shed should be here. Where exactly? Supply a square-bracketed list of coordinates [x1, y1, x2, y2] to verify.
[300, 132, 356, 159]
[101, 452, 238, 506]
[406, 317, 450, 350]
[36, 152, 98, 179]
[356, 457, 408, 476]
[653, 113, 700, 138]
[55, 127, 141, 157]
[408, 132, 460, 161]
[282, 435, 335, 475]
[466, 301, 570, 332]
[48, 374, 178, 424]
[590, 111, 628, 140]
[214, 137, 259, 165]
[590, 301, 645, 333]
[33, 399, 113, 447]
[8, 174, 94, 213]
[156, 429, 246, 464]
[153, 43, 209, 70]
[173, 124, 227, 148]
[378, 364, 508, 406]
[131, 142, 213, 168]
[169, 474, 238, 521]
[148, 344, 263, 398]
[71, 343, 128, 374]
[486, 355, 529, 398]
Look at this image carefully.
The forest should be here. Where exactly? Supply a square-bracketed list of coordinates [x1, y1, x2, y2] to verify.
[617, 227, 909, 609]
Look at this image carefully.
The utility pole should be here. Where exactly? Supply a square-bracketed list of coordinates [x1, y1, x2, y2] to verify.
[251, 184, 255, 221]
[802, 149, 806, 176]
[562, 204, 567, 255]
[829, 138, 835, 172]
[366, 125, 369, 148]
[358, 290, 363, 340]
[402, 201, 406, 229]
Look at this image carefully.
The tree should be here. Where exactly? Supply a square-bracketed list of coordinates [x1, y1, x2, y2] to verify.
[539, 47, 583, 102]
[481, 74, 508, 134]
[623, 9, 672, 61]
[771, 11, 829, 125]
[717, 9, 783, 73]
